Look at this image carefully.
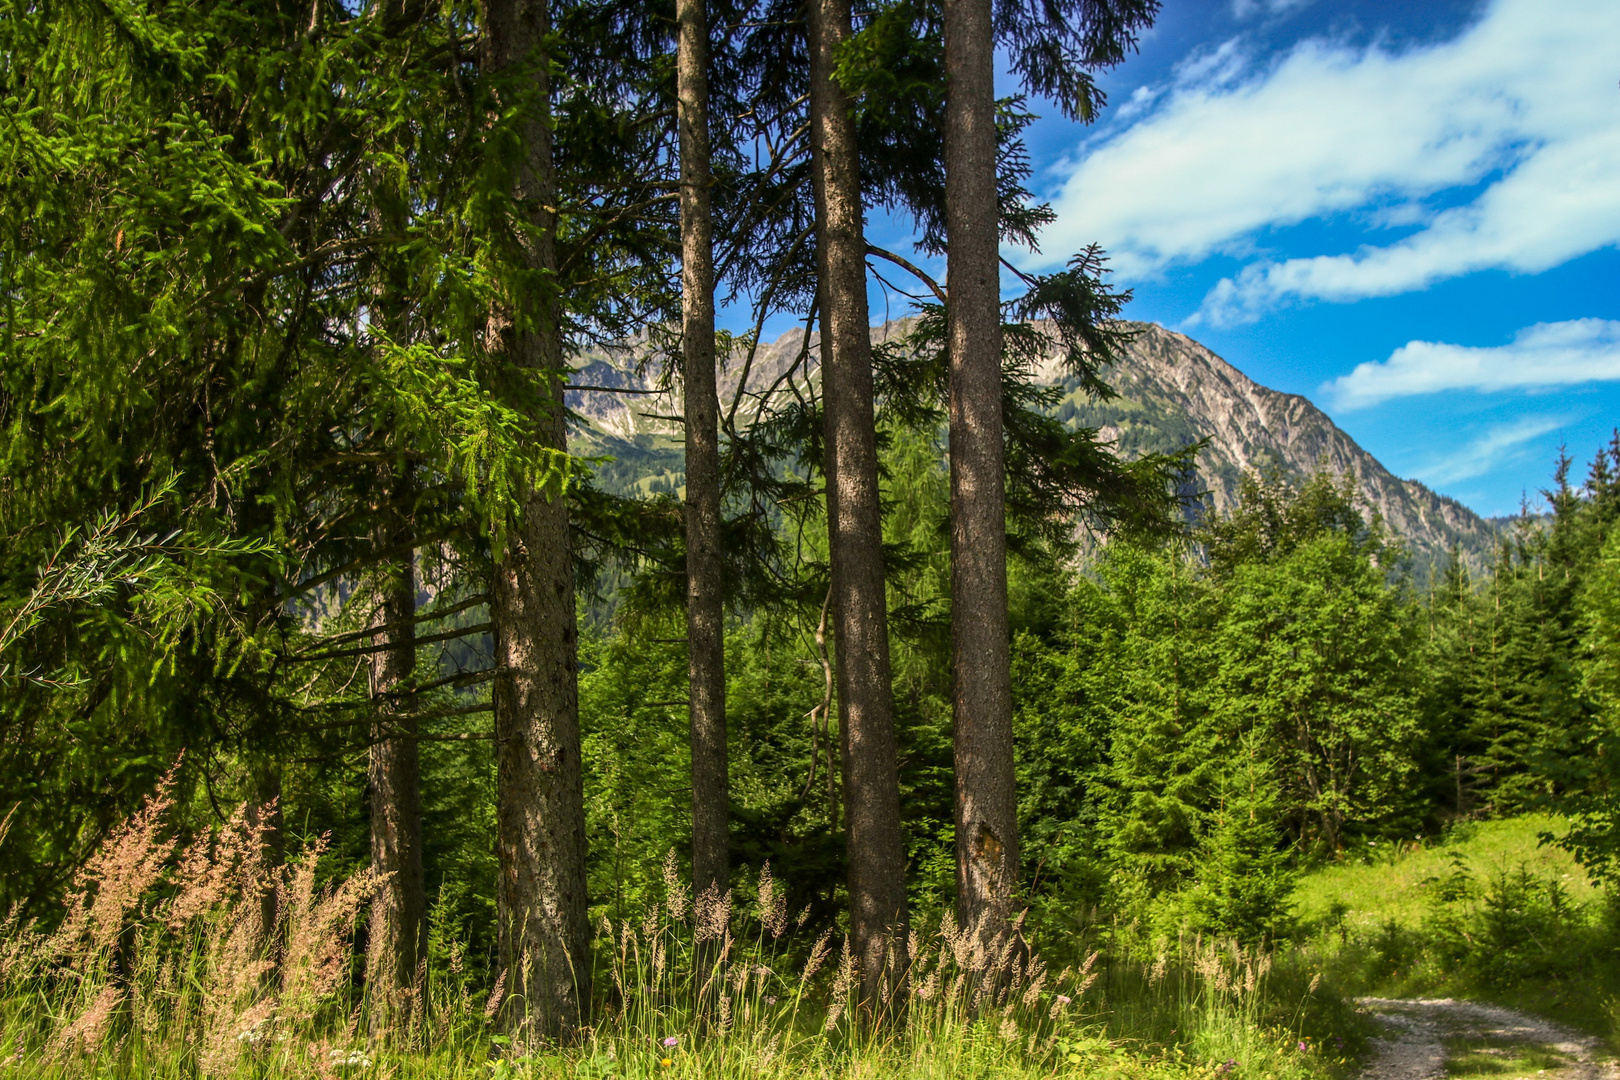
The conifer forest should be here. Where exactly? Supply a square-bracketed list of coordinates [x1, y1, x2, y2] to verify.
[3, 0, 1620, 1075]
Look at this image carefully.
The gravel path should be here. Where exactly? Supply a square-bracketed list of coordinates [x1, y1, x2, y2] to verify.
[1357, 998, 1612, 1080]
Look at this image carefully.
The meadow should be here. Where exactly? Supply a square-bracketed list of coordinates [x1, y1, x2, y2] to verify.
[1292, 816, 1619, 1041]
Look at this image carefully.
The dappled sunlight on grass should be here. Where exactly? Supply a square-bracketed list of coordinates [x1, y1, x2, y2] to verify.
[1294, 816, 1595, 935]
[1444, 1037, 1572, 1080]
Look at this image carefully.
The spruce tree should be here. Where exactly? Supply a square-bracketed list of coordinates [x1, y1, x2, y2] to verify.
[1416, 548, 1486, 821]
[1566, 516, 1620, 881]
[942, 0, 1019, 939]
[939, 0, 1158, 937]
[807, 0, 910, 1008]
[676, 0, 731, 908]
[1189, 733, 1294, 945]
[479, 0, 591, 1041]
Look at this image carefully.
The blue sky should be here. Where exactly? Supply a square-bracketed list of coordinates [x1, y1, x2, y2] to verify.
[861, 0, 1620, 518]
[1013, 0, 1620, 517]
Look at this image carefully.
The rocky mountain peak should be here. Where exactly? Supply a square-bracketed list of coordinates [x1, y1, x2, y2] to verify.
[1060, 322, 1497, 571]
[566, 319, 1499, 574]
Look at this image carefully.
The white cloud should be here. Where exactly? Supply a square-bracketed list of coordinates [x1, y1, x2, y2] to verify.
[1232, 0, 1312, 21]
[1036, 0, 1620, 321]
[1323, 320, 1620, 410]
[1113, 83, 1164, 122]
[1170, 37, 1249, 91]
[1421, 415, 1568, 486]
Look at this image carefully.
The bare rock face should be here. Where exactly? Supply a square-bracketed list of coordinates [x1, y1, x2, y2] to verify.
[1054, 322, 1499, 572]
[565, 320, 1499, 573]
[566, 328, 812, 441]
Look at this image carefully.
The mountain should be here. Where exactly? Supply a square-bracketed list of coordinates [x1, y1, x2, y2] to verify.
[566, 327, 813, 497]
[565, 321, 1500, 574]
[1047, 323, 1500, 572]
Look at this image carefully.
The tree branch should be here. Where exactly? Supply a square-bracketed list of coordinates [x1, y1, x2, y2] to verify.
[867, 244, 947, 304]
[312, 594, 489, 649]
[286, 622, 493, 664]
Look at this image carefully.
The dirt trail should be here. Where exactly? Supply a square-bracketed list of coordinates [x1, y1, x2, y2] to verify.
[1358, 998, 1612, 1080]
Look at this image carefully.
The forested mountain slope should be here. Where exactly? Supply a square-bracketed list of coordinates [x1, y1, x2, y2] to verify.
[567, 321, 1500, 571]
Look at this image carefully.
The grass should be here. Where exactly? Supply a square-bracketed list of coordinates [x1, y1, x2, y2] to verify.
[19, 783, 1613, 1078]
[1290, 815, 1620, 1042]
[1444, 1037, 1572, 1080]
[1293, 816, 1597, 933]
[0, 776, 1364, 1080]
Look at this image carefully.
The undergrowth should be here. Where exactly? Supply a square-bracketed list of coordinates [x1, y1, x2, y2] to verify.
[1293, 815, 1620, 1043]
[0, 776, 1360, 1079]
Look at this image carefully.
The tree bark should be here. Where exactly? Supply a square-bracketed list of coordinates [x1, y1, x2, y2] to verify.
[366, 536, 425, 1031]
[246, 763, 284, 952]
[363, 112, 428, 1029]
[807, 0, 910, 1013]
[677, 0, 729, 905]
[480, 0, 591, 1045]
[943, 0, 1019, 939]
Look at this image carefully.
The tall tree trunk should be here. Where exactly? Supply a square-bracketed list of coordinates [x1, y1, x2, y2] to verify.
[246, 762, 284, 952]
[364, 100, 428, 1029]
[677, 0, 729, 905]
[807, 0, 910, 1012]
[943, 0, 1019, 939]
[480, 0, 591, 1045]
[366, 530, 425, 1031]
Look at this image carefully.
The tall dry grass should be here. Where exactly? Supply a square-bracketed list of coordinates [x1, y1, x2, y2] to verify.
[548, 851, 1103, 1079]
[0, 768, 385, 1076]
[1092, 928, 1362, 1078]
[0, 775, 1356, 1079]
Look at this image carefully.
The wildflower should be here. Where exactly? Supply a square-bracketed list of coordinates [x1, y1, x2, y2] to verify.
[1055, 994, 1072, 1005]
[765, 995, 778, 1005]
[1298, 1041, 1308, 1052]
[660, 1058, 674, 1069]
[662, 1036, 679, 1048]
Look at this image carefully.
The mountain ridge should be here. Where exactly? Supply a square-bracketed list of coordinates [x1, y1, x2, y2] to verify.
[1049, 322, 1499, 571]
[565, 320, 1500, 574]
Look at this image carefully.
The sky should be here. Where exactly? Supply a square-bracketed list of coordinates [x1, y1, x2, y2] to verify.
[861, 0, 1620, 519]
[1021, 0, 1620, 518]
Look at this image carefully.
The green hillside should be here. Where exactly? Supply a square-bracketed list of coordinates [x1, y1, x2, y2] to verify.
[1294, 816, 1598, 931]
[1294, 816, 1618, 1041]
